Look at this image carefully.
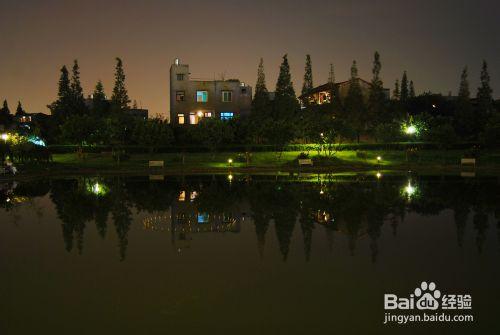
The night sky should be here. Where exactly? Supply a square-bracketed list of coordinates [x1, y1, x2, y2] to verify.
[0, 0, 499, 120]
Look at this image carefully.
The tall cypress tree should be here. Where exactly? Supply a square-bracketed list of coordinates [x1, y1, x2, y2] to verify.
[301, 54, 313, 96]
[0, 100, 12, 127]
[70, 59, 86, 115]
[455, 66, 475, 138]
[409, 80, 416, 98]
[274, 54, 298, 119]
[393, 79, 400, 100]
[477, 60, 493, 115]
[368, 51, 385, 124]
[400, 71, 409, 102]
[252, 58, 270, 116]
[48, 65, 72, 121]
[15, 101, 25, 115]
[344, 60, 366, 142]
[92, 80, 108, 115]
[111, 57, 130, 112]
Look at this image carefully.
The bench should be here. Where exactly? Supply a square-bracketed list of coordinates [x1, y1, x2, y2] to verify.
[298, 159, 313, 166]
[461, 158, 476, 167]
[149, 160, 164, 168]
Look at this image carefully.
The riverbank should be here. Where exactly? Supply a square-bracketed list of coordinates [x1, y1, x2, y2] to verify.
[3, 149, 500, 180]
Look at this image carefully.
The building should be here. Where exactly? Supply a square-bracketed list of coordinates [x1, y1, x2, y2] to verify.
[169, 58, 252, 125]
[299, 78, 390, 106]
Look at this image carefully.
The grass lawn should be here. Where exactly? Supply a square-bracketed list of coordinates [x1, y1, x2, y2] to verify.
[42, 149, 500, 175]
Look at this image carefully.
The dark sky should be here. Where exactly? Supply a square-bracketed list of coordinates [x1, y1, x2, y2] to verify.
[0, 0, 499, 119]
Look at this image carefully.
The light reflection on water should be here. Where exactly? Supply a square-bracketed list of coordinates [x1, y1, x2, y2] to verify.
[0, 174, 499, 334]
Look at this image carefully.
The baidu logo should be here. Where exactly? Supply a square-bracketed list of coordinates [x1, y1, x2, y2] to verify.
[384, 281, 471, 311]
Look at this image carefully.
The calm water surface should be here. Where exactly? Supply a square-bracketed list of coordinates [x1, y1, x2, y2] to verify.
[1, 174, 499, 334]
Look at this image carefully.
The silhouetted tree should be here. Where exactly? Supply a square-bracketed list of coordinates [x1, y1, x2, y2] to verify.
[409, 80, 416, 98]
[15, 101, 25, 116]
[70, 59, 86, 114]
[343, 61, 366, 142]
[274, 54, 298, 119]
[368, 51, 386, 126]
[48, 65, 72, 122]
[301, 54, 313, 96]
[111, 57, 130, 112]
[393, 79, 400, 100]
[400, 71, 409, 102]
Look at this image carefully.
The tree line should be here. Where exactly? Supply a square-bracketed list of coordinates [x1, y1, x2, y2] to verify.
[1, 54, 499, 152]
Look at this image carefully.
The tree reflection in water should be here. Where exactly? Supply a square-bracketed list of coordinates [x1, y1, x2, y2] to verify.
[1, 174, 499, 261]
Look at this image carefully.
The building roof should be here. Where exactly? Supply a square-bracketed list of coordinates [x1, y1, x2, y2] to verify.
[298, 78, 374, 99]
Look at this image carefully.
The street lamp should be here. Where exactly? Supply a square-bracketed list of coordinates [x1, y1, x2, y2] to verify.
[1, 133, 9, 143]
[228, 158, 233, 167]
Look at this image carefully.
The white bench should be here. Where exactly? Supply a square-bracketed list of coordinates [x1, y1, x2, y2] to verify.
[149, 160, 164, 168]
[461, 158, 476, 167]
[298, 159, 313, 166]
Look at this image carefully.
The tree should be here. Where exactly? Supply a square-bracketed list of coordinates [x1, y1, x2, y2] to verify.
[301, 54, 313, 96]
[477, 60, 493, 115]
[409, 80, 416, 98]
[92, 80, 109, 116]
[393, 79, 400, 100]
[455, 66, 475, 138]
[343, 61, 366, 142]
[111, 57, 130, 112]
[132, 118, 173, 153]
[274, 54, 299, 119]
[48, 65, 72, 122]
[15, 101, 25, 116]
[368, 51, 386, 126]
[70, 59, 86, 114]
[400, 71, 409, 102]
[196, 118, 234, 155]
[252, 58, 270, 115]
[0, 100, 13, 127]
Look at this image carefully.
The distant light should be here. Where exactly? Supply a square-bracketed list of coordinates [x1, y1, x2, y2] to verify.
[377, 156, 382, 161]
[92, 183, 101, 195]
[402, 181, 417, 199]
[405, 125, 417, 135]
[319, 190, 324, 195]
[376, 172, 382, 179]
[432, 104, 436, 108]
[175, 58, 180, 65]
[228, 158, 233, 166]
[197, 110, 203, 117]
[320, 133, 324, 137]
[1, 133, 8, 141]
[228, 174, 233, 182]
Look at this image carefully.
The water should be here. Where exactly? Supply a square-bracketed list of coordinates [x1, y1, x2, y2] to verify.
[1, 174, 499, 334]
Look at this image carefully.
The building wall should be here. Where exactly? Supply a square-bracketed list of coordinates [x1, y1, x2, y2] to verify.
[169, 60, 252, 125]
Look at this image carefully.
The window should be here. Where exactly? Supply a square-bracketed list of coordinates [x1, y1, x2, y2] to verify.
[222, 91, 232, 102]
[176, 73, 185, 81]
[196, 91, 208, 102]
[176, 91, 185, 102]
[220, 112, 234, 120]
[189, 113, 197, 124]
[204, 112, 212, 117]
[177, 114, 185, 124]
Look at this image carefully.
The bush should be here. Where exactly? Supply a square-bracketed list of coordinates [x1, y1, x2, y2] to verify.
[374, 123, 403, 143]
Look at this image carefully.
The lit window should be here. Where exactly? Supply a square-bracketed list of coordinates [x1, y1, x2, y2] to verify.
[204, 112, 212, 117]
[176, 91, 185, 102]
[190, 191, 198, 201]
[189, 113, 198, 124]
[178, 191, 186, 201]
[196, 91, 208, 102]
[197, 213, 209, 224]
[178, 114, 185, 124]
[222, 91, 232, 102]
[220, 112, 234, 120]
[176, 74, 185, 81]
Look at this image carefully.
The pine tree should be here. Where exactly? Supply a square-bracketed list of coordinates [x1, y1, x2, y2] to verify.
[70, 60, 87, 115]
[274, 54, 298, 119]
[458, 66, 470, 100]
[1, 100, 10, 115]
[344, 60, 366, 142]
[477, 60, 493, 114]
[328, 63, 339, 105]
[368, 51, 386, 125]
[92, 80, 108, 115]
[301, 54, 313, 96]
[400, 71, 409, 102]
[409, 80, 416, 98]
[393, 79, 400, 100]
[252, 58, 270, 116]
[111, 57, 130, 112]
[328, 63, 335, 84]
[15, 101, 25, 116]
[48, 65, 72, 121]
[0, 100, 12, 127]
[455, 66, 474, 138]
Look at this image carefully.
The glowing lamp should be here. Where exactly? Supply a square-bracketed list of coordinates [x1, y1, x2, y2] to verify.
[197, 111, 203, 117]
[405, 125, 417, 135]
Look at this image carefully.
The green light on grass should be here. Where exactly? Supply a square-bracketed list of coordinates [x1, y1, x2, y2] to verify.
[87, 181, 109, 196]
